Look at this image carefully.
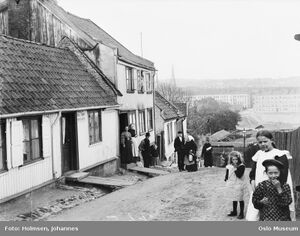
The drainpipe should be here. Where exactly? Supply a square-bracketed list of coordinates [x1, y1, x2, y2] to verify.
[153, 70, 157, 144]
[50, 111, 61, 179]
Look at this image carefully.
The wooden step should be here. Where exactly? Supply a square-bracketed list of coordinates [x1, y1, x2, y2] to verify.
[77, 176, 136, 187]
[127, 166, 169, 175]
[65, 172, 89, 181]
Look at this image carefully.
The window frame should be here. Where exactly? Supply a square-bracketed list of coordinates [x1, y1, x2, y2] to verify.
[88, 110, 102, 145]
[128, 111, 137, 127]
[137, 70, 145, 94]
[126, 66, 135, 93]
[167, 122, 174, 145]
[138, 110, 146, 135]
[20, 116, 43, 164]
[147, 108, 153, 131]
[0, 120, 7, 172]
[145, 72, 152, 93]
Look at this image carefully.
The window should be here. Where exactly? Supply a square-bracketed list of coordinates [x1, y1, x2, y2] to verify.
[0, 120, 6, 171]
[145, 72, 152, 93]
[147, 108, 153, 130]
[22, 117, 42, 163]
[126, 67, 134, 93]
[167, 122, 173, 144]
[128, 111, 136, 127]
[88, 110, 102, 144]
[137, 70, 145, 93]
[138, 110, 146, 134]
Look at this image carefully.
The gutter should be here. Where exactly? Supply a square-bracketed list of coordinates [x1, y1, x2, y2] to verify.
[0, 105, 120, 119]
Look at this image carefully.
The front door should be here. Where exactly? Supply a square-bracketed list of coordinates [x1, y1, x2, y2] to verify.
[61, 112, 78, 174]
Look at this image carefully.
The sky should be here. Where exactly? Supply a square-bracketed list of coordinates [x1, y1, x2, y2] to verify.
[58, 0, 300, 81]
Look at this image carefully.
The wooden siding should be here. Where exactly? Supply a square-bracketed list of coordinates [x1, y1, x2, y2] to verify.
[0, 157, 52, 200]
[29, 0, 90, 48]
[0, 8, 8, 35]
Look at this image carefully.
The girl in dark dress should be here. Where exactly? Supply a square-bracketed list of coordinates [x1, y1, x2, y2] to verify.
[252, 159, 292, 221]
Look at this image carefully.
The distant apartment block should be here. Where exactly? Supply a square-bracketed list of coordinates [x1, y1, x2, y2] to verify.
[191, 94, 251, 109]
[253, 94, 300, 113]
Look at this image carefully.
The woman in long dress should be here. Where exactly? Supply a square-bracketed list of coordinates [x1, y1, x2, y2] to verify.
[184, 135, 198, 172]
[246, 130, 295, 221]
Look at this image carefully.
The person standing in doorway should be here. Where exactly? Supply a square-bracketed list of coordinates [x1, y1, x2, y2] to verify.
[202, 137, 213, 167]
[174, 131, 185, 171]
[120, 126, 133, 168]
[139, 132, 151, 168]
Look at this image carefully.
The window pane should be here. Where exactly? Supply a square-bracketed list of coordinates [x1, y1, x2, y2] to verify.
[23, 141, 30, 161]
[0, 149, 3, 170]
[23, 120, 30, 141]
[31, 120, 39, 139]
[32, 139, 40, 159]
[94, 112, 99, 142]
[89, 112, 94, 144]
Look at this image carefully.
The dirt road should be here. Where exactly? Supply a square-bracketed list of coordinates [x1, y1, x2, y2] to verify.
[46, 167, 251, 221]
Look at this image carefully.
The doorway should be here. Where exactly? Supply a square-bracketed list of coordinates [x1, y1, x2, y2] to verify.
[61, 112, 78, 174]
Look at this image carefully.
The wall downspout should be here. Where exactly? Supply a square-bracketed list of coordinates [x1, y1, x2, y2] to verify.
[50, 111, 61, 179]
[153, 70, 157, 143]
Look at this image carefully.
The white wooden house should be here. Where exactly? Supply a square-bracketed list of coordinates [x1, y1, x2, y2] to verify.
[154, 92, 187, 161]
[0, 0, 156, 160]
[0, 35, 120, 203]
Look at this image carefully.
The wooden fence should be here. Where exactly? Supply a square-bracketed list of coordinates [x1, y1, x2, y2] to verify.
[273, 128, 300, 189]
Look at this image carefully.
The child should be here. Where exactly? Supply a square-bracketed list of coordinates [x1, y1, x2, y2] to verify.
[224, 151, 247, 219]
[252, 159, 292, 221]
[150, 144, 159, 166]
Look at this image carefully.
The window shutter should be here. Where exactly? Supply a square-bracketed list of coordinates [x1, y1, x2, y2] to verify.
[11, 120, 23, 168]
[42, 116, 51, 158]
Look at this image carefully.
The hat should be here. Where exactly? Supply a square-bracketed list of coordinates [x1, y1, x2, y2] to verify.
[262, 159, 284, 169]
[146, 132, 150, 137]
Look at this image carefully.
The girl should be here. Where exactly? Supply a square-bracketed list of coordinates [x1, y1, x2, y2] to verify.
[252, 159, 292, 221]
[246, 130, 295, 221]
[224, 151, 247, 219]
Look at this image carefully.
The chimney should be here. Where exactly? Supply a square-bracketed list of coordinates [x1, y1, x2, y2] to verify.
[8, 0, 32, 40]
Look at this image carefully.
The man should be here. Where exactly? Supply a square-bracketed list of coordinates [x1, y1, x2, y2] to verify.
[174, 131, 185, 171]
[202, 137, 213, 167]
[139, 132, 151, 168]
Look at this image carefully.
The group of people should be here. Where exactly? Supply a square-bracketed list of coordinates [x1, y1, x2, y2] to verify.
[174, 131, 198, 172]
[174, 132, 214, 172]
[224, 130, 295, 221]
[120, 124, 159, 169]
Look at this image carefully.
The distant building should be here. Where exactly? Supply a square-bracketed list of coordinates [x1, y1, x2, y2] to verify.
[190, 94, 251, 109]
[252, 94, 300, 113]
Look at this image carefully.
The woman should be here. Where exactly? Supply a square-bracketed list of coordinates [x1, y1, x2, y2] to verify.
[129, 123, 138, 161]
[120, 126, 133, 167]
[184, 135, 198, 172]
[246, 130, 295, 221]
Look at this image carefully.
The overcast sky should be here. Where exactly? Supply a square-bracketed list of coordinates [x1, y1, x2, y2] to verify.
[58, 0, 300, 81]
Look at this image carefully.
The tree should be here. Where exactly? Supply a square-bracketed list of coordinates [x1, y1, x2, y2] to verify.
[156, 82, 191, 103]
[187, 98, 241, 136]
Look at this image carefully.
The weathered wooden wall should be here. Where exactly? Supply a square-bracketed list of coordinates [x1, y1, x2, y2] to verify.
[273, 128, 300, 188]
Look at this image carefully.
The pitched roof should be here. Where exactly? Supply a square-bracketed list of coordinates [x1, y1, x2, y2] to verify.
[174, 102, 188, 116]
[155, 91, 185, 120]
[0, 34, 118, 115]
[42, 0, 155, 70]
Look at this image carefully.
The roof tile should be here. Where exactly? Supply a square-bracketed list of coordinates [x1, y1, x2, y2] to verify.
[0, 35, 118, 115]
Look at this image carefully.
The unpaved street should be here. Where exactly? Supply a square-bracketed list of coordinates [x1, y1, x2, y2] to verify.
[46, 167, 251, 221]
